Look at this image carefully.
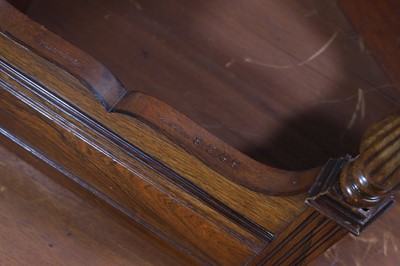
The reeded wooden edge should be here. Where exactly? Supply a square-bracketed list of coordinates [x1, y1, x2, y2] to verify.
[307, 111, 399, 235]
[0, 0, 321, 195]
[339, 111, 400, 208]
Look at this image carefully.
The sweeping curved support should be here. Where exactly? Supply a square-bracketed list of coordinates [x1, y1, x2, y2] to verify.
[114, 92, 321, 195]
[0, 0, 320, 196]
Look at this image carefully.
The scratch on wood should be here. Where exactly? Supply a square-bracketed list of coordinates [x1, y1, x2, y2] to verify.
[135, 2, 143, 10]
[312, 84, 398, 106]
[244, 30, 339, 69]
[383, 231, 399, 256]
[304, 9, 318, 17]
[324, 230, 399, 264]
[359, 37, 364, 53]
[358, 37, 368, 54]
[344, 88, 365, 132]
[104, 13, 113, 19]
[323, 244, 346, 265]
[350, 234, 378, 262]
[225, 59, 235, 68]
[129, 0, 142, 10]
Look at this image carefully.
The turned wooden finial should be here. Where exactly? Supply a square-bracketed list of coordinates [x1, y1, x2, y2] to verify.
[339, 111, 400, 208]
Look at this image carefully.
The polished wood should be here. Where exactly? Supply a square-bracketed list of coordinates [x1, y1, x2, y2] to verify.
[1, 0, 400, 265]
[1, 0, 320, 196]
[1, 26, 349, 263]
[340, 111, 400, 208]
[338, 0, 400, 210]
[306, 119, 395, 235]
[312, 194, 400, 266]
[5, 0, 30, 11]
[115, 92, 320, 195]
[314, 1, 400, 263]
[250, 207, 348, 265]
[304, 0, 400, 237]
[0, 143, 195, 266]
[0, 0, 349, 263]
[0, 57, 262, 263]
[25, 0, 399, 171]
[339, 0, 400, 93]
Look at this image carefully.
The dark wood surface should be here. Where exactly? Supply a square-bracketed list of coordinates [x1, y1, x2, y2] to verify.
[340, 0, 400, 96]
[1, 0, 399, 264]
[0, 1, 344, 262]
[0, 24, 307, 237]
[312, 194, 400, 266]
[1, 135, 398, 265]
[25, 0, 399, 171]
[0, 52, 262, 263]
[3, 0, 321, 197]
[5, 0, 30, 11]
[339, 111, 400, 208]
[0, 21, 310, 263]
[312, 1, 400, 264]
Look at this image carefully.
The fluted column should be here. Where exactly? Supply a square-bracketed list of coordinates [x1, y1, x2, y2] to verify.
[339, 112, 400, 208]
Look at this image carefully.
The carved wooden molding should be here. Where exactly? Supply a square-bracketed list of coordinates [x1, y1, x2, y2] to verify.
[2, 0, 398, 264]
[0, 0, 352, 264]
[339, 111, 400, 208]
[308, 112, 399, 235]
[0, 0, 323, 196]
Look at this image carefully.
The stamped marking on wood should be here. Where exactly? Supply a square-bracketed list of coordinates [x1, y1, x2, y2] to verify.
[218, 153, 228, 162]
[38, 39, 80, 66]
[158, 114, 190, 139]
[206, 144, 217, 155]
[157, 115, 241, 169]
[193, 136, 202, 146]
[230, 159, 240, 169]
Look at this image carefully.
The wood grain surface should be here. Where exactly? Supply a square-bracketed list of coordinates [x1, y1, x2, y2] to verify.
[340, 0, 400, 96]
[1, 136, 398, 265]
[0, 21, 311, 262]
[1, 0, 400, 264]
[311, 194, 400, 266]
[314, 1, 400, 264]
[0, 144, 195, 266]
[0, 19, 309, 238]
[0, 58, 262, 264]
[25, 0, 399, 171]
[2, 0, 322, 196]
[339, 111, 400, 207]
[0, 5, 336, 262]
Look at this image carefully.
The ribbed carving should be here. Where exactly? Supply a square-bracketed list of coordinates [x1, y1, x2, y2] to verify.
[339, 111, 400, 208]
